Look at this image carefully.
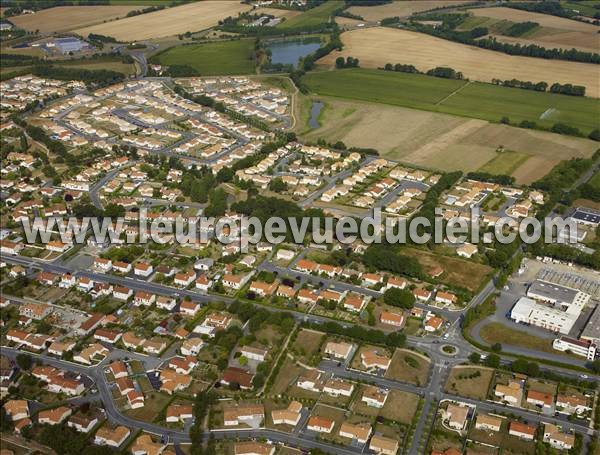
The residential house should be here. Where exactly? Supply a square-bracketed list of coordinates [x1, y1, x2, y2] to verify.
[543, 423, 574, 450]
[3, 400, 29, 421]
[221, 367, 254, 390]
[495, 381, 523, 406]
[297, 369, 323, 393]
[339, 422, 372, 444]
[68, 413, 99, 433]
[369, 434, 399, 455]
[271, 401, 302, 426]
[527, 390, 554, 410]
[166, 404, 193, 423]
[509, 421, 536, 440]
[443, 404, 469, 431]
[324, 341, 353, 360]
[475, 414, 502, 432]
[307, 416, 334, 433]
[240, 346, 268, 362]
[323, 378, 354, 397]
[179, 300, 201, 317]
[38, 406, 72, 425]
[181, 338, 204, 356]
[360, 349, 391, 371]
[223, 404, 264, 426]
[380, 311, 404, 327]
[362, 386, 388, 408]
[94, 424, 130, 447]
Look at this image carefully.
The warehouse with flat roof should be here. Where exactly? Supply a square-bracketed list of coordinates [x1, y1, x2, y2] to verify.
[51, 37, 87, 54]
[511, 297, 579, 335]
[527, 280, 590, 309]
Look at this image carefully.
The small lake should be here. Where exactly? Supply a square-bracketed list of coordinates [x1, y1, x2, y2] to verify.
[309, 100, 324, 129]
[267, 39, 322, 68]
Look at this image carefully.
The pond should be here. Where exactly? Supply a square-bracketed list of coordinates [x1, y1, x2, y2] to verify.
[309, 100, 324, 129]
[267, 39, 322, 68]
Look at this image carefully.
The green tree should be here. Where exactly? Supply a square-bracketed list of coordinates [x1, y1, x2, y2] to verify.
[468, 352, 481, 364]
[484, 353, 500, 368]
[16, 353, 32, 370]
[383, 287, 415, 309]
[268, 177, 288, 193]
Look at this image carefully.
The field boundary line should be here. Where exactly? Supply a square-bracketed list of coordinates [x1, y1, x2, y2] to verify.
[435, 80, 472, 106]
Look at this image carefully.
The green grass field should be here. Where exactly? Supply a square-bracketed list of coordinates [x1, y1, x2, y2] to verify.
[278, 0, 343, 29]
[478, 151, 531, 175]
[588, 171, 600, 189]
[154, 40, 256, 76]
[303, 68, 600, 134]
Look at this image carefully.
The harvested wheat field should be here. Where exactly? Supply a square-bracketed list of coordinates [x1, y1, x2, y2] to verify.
[467, 7, 600, 52]
[348, 1, 472, 21]
[319, 27, 600, 97]
[300, 96, 597, 183]
[9, 5, 140, 33]
[75, 1, 252, 41]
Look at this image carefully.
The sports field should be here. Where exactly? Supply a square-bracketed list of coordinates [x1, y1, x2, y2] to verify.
[302, 68, 599, 134]
[153, 40, 256, 76]
[75, 1, 251, 41]
[348, 1, 472, 21]
[318, 27, 600, 98]
[9, 5, 139, 33]
[278, 0, 342, 29]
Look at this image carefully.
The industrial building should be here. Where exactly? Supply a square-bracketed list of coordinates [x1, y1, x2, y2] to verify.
[50, 37, 87, 54]
[571, 207, 600, 227]
[527, 280, 590, 309]
[511, 297, 580, 335]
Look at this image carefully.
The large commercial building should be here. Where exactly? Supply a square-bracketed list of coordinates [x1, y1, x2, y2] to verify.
[527, 280, 590, 309]
[581, 305, 600, 344]
[510, 296, 579, 335]
[571, 207, 600, 227]
[510, 280, 591, 335]
[51, 37, 87, 54]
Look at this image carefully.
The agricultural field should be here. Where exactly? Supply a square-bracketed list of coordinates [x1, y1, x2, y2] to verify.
[347, 0, 472, 21]
[303, 69, 599, 133]
[297, 93, 596, 183]
[254, 7, 302, 20]
[8, 5, 140, 33]
[465, 7, 599, 53]
[152, 40, 256, 76]
[317, 27, 600, 98]
[75, 1, 252, 41]
[278, 0, 343, 29]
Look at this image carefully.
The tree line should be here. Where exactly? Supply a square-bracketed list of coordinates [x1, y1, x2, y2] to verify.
[31, 65, 126, 88]
[407, 13, 600, 64]
[304, 319, 406, 349]
[382, 63, 463, 80]
[492, 78, 588, 96]
[335, 56, 359, 68]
